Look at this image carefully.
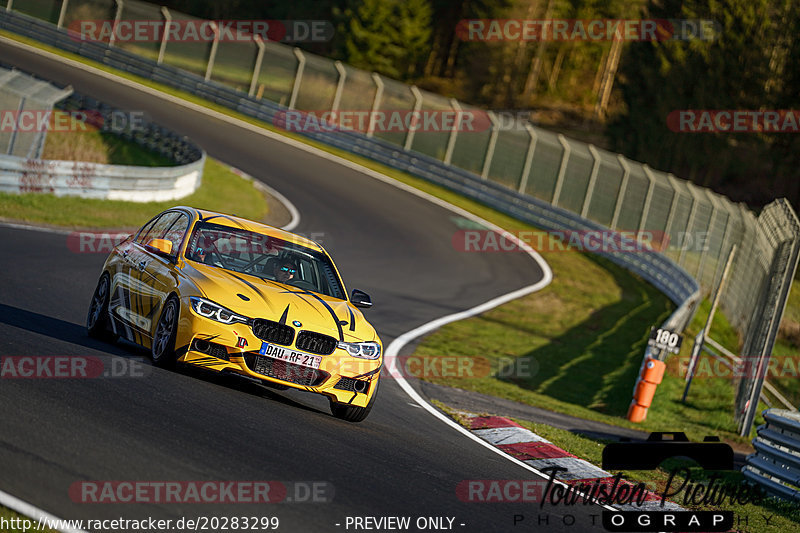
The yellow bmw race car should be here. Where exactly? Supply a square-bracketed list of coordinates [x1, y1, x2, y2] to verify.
[86, 207, 382, 422]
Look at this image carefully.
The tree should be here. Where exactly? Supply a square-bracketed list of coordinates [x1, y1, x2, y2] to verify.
[340, 0, 432, 80]
[607, 0, 781, 206]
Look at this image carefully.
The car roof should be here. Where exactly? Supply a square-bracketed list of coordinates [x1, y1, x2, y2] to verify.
[175, 206, 323, 252]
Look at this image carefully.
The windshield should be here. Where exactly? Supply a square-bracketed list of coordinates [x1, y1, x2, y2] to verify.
[185, 221, 346, 299]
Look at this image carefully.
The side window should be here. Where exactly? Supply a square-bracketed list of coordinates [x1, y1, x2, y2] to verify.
[140, 212, 180, 246]
[162, 214, 189, 256]
[135, 215, 160, 244]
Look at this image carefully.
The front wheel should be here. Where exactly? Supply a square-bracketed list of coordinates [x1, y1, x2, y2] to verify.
[87, 273, 118, 343]
[152, 297, 179, 368]
[330, 379, 379, 423]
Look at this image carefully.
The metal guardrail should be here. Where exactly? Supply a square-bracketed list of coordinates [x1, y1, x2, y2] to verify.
[743, 409, 800, 502]
[0, 60, 205, 202]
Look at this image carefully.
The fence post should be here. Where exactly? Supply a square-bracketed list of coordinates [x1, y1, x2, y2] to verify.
[5, 0, 11, 12]
[679, 185, 701, 269]
[404, 86, 423, 151]
[7, 96, 25, 155]
[57, 0, 69, 28]
[611, 155, 630, 230]
[443, 98, 461, 165]
[581, 144, 601, 218]
[204, 22, 219, 81]
[639, 165, 656, 232]
[331, 61, 346, 113]
[248, 36, 266, 97]
[663, 174, 681, 253]
[518, 124, 537, 194]
[109, 0, 124, 47]
[157, 7, 171, 64]
[480, 112, 499, 180]
[550, 134, 571, 208]
[288, 47, 305, 110]
[696, 188, 720, 285]
[366, 73, 384, 138]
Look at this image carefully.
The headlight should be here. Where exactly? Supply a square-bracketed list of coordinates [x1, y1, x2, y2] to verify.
[337, 341, 381, 360]
[190, 297, 249, 325]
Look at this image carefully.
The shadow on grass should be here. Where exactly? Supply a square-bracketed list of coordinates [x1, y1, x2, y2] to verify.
[495, 256, 673, 417]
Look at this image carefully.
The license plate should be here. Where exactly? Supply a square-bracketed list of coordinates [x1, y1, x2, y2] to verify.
[259, 343, 322, 369]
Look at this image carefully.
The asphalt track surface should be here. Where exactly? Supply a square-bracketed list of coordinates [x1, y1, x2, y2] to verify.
[0, 41, 610, 532]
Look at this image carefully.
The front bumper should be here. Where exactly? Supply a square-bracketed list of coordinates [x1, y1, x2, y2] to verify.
[175, 304, 381, 407]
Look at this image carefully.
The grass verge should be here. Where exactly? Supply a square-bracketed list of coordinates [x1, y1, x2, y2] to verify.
[436, 401, 800, 532]
[41, 126, 175, 166]
[0, 506, 56, 532]
[0, 157, 267, 228]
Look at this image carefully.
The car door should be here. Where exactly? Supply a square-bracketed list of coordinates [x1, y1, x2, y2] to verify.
[137, 212, 190, 346]
[108, 214, 160, 342]
[124, 211, 183, 344]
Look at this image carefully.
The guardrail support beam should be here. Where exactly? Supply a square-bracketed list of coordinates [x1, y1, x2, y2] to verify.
[611, 155, 630, 230]
[404, 86, 422, 151]
[518, 124, 538, 194]
[57, 0, 69, 28]
[204, 22, 219, 82]
[331, 61, 346, 113]
[249, 36, 266, 97]
[443, 99, 461, 165]
[551, 134, 571, 207]
[366, 73, 383, 138]
[481, 112, 499, 180]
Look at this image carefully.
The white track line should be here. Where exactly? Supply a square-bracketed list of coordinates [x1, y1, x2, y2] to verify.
[0, 33, 623, 521]
[0, 489, 86, 533]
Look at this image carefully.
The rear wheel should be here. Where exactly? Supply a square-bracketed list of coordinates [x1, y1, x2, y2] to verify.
[87, 273, 118, 343]
[330, 379, 379, 423]
[152, 297, 179, 368]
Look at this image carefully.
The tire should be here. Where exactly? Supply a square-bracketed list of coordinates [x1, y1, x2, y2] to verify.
[330, 378, 379, 423]
[86, 273, 118, 343]
[152, 296, 179, 368]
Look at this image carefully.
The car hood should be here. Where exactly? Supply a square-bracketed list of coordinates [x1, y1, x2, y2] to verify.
[184, 262, 377, 343]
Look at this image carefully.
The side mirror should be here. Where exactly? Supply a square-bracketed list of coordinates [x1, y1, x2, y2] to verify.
[351, 289, 373, 309]
[145, 238, 173, 257]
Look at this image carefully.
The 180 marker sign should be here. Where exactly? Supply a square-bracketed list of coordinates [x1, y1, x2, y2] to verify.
[648, 328, 683, 354]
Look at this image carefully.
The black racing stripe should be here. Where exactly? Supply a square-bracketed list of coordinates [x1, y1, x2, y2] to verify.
[347, 306, 356, 332]
[228, 272, 266, 299]
[278, 304, 290, 325]
[279, 289, 344, 341]
[354, 365, 383, 379]
[202, 214, 246, 229]
[348, 391, 357, 404]
[302, 291, 344, 341]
